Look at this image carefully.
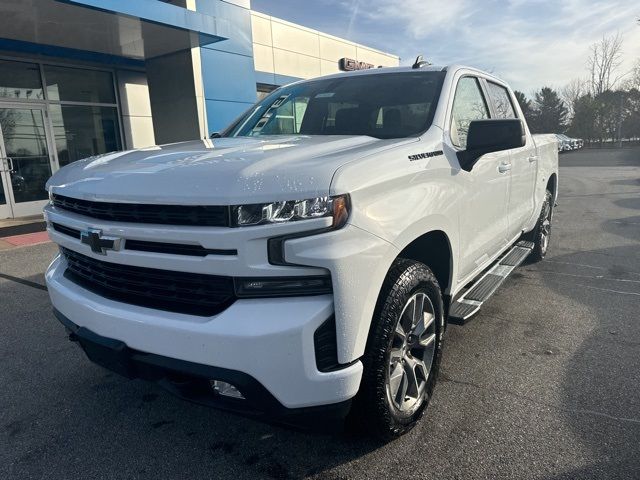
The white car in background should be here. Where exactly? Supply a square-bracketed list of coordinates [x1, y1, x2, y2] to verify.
[44, 64, 559, 439]
[556, 134, 573, 151]
[557, 133, 582, 151]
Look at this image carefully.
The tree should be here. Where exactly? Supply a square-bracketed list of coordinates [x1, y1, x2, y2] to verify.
[561, 78, 587, 119]
[568, 94, 597, 140]
[621, 88, 640, 140]
[513, 90, 534, 122]
[529, 87, 568, 133]
[594, 90, 624, 142]
[624, 59, 640, 91]
[587, 33, 624, 95]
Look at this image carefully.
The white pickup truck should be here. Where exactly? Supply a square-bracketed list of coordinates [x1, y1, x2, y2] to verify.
[44, 64, 558, 438]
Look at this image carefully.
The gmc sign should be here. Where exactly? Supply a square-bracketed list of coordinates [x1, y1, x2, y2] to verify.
[339, 58, 376, 71]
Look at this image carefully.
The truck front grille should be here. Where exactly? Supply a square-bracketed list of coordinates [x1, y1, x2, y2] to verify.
[61, 247, 235, 316]
[52, 194, 230, 227]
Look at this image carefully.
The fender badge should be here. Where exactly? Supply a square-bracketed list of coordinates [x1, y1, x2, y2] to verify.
[408, 150, 443, 161]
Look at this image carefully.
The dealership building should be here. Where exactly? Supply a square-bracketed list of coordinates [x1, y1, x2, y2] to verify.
[0, 0, 399, 220]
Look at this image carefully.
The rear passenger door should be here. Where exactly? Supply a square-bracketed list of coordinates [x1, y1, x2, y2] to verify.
[484, 80, 537, 239]
[448, 76, 510, 281]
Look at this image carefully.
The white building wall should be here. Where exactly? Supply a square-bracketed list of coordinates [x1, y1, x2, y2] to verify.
[250, 11, 399, 83]
[116, 70, 155, 149]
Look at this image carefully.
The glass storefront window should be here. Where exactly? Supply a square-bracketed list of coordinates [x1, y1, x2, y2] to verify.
[0, 107, 51, 203]
[44, 65, 116, 104]
[0, 60, 44, 101]
[50, 105, 122, 167]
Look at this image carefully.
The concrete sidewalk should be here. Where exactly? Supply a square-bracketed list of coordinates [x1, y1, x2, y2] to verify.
[0, 215, 48, 250]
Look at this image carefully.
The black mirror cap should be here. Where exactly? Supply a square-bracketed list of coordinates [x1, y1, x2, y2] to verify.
[210, 132, 222, 139]
[457, 119, 526, 171]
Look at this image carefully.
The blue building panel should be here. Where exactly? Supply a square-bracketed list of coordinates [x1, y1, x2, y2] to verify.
[195, 0, 257, 135]
[255, 71, 277, 86]
[195, 0, 253, 57]
[274, 73, 304, 87]
[255, 71, 303, 88]
[0, 38, 145, 67]
[206, 99, 254, 134]
[200, 48, 258, 104]
[60, 0, 222, 42]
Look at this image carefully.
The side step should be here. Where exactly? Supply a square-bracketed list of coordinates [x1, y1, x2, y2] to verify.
[448, 240, 534, 325]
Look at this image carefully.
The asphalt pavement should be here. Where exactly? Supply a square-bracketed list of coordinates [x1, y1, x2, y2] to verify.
[1, 147, 639, 480]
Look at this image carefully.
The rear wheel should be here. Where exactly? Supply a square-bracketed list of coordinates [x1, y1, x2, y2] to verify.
[526, 190, 553, 262]
[351, 258, 445, 439]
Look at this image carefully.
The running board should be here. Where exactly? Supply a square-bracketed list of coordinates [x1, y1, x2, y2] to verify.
[448, 240, 534, 325]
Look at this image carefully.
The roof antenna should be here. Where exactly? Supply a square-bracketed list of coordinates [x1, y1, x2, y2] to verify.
[412, 55, 431, 69]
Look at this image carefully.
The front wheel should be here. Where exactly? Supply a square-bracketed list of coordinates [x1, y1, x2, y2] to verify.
[350, 258, 445, 439]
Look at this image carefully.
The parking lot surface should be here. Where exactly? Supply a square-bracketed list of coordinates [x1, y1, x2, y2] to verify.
[1, 147, 639, 480]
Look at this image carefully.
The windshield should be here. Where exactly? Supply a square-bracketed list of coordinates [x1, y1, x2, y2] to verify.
[224, 71, 445, 139]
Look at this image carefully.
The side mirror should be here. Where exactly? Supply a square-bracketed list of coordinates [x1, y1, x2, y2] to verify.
[457, 119, 525, 171]
[210, 132, 222, 139]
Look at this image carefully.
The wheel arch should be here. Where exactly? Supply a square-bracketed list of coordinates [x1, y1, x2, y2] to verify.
[547, 173, 558, 202]
[396, 230, 453, 295]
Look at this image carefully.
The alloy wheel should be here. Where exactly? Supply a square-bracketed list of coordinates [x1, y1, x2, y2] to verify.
[540, 202, 552, 254]
[386, 292, 437, 413]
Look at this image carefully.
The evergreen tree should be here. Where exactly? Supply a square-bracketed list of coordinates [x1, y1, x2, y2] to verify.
[529, 87, 568, 133]
[568, 94, 597, 140]
[513, 90, 534, 123]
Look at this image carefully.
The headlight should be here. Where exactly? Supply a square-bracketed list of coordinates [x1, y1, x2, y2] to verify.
[232, 194, 350, 228]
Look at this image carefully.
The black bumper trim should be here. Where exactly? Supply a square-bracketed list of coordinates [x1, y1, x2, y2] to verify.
[53, 309, 352, 430]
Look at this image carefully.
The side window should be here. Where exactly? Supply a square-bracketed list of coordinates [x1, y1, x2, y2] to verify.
[486, 82, 517, 119]
[450, 77, 490, 148]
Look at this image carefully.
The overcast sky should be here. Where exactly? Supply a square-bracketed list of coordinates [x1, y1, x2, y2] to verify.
[251, 0, 640, 95]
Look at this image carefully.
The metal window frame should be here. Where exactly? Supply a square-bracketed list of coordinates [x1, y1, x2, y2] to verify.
[447, 74, 492, 150]
[0, 54, 128, 174]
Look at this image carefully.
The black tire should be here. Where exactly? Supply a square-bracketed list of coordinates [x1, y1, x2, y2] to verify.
[525, 190, 553, 263]
[350, 258, 445, 440]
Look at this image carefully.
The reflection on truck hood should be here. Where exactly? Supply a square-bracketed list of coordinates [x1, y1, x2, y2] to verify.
[46, 135, 409, 205]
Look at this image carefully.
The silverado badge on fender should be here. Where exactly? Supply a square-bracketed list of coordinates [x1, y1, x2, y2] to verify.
[408, 150, 444, 161]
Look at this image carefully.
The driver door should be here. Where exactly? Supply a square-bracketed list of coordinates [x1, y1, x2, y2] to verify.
[447, 76, 510, 281]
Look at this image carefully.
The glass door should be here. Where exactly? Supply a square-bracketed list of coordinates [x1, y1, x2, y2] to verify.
[0, 159, 13, 219]
[0, 104, 56, 218]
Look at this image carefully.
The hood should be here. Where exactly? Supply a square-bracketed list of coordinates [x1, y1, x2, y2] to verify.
[47, 135, 411, 205]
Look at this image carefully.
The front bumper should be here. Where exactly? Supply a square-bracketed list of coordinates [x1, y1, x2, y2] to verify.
[54, 310, 352, 429]
[46, 254, 363, 409]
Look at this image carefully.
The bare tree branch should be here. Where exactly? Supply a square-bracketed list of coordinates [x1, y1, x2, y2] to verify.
[587, 33, 624, 95]
[561, 78, 587, 118]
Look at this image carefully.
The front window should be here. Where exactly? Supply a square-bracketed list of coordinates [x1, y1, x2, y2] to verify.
[450, 77, 490, 149]
[225, 72, 445, 139]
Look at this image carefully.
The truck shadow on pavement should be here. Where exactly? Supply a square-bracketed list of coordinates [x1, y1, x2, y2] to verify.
[51, 368, 385, 479]
[530, 204, 640, 480]
[536, 247, 639, 480]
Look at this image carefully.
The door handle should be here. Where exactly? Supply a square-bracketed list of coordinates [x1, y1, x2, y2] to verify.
[498, 163, 512, 173]
[6, 157, 13, 172]
[528, 155, 538, 163]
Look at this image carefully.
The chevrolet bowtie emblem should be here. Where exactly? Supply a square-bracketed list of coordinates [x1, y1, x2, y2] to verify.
[80, 228, 122, 255]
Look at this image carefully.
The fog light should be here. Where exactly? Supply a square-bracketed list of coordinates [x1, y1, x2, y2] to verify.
[210, 380, 245, 399]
